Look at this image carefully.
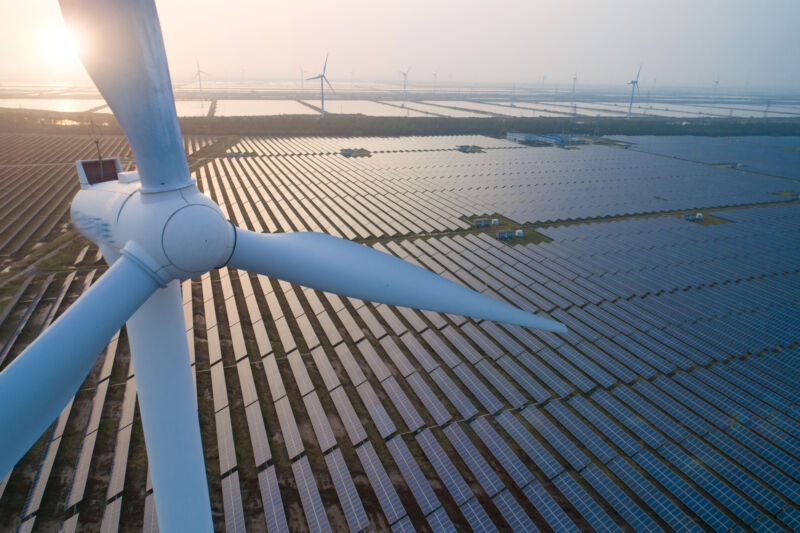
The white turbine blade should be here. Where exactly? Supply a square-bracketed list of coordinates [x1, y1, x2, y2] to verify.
[322, 53, 329, 75]
[635, 64, 642, 83]
[126, 281, 212, 531]
[59, 0, 191, 192]
[228, 229, 566, 332]
[307, 74, 323, 80]
[0, 255, 158, 476]
[324, 76, 335, 93]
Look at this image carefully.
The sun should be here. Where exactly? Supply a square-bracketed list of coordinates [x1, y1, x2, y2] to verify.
[41, 26, 82, 68]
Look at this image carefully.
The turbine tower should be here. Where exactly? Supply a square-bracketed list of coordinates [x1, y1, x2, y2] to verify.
[626, 65, 642, 120]
[307, 54, 333, 117]
[0, 1, 566, 531]
[400, 67, 410, 107]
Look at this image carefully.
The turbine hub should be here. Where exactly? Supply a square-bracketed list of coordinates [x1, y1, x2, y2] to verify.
[162, 204, 233, 273]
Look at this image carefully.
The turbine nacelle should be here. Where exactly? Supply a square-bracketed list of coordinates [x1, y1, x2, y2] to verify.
[71, 178, 234, 282]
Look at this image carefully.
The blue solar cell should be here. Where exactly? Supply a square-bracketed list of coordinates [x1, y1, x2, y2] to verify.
[553, 472, 621, 532]
[429, 368, 478, 418]
[474, 360, 526, 407]
[258, 466, 289, 533]
[634, 449, 734, 531]
[470, 417, 534, 488]
[545, 401, 616, 463]
[495, 411, 563, 478]
[581, 464, 661, 532]
[612, 385, 689, 443]
[608, 457, 699, 532]
[426, 506, 457, 532]
[382, 376, 424, 432]
[658, 441, 761, 524]
[387, 436, 440, 516]
[460, 497, 498, 533]
[452, 363, 503, 413]
[521, 406, 589, 471]
[293, 457, 331, 533]
[357, 442, 406, 524]
[443, 424, 504, 497]
[493, 490, 538, 532]
[325, 449, 369, 532]
[416, 429, 473, 505]
[522, 481, 579, 533]
[591, 389, 665, 448]
[406, 372, 451, 424]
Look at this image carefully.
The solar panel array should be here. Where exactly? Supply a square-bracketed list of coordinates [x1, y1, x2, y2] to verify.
[0, 134, 798, 531]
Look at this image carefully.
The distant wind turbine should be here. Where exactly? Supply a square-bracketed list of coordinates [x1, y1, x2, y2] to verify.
[571, 73, 577, 115]
[400, 67, 410, 107]
[713, 74, 720, 101]
[193, 60, 208, 103]
[307, 54, 334, 117]
[626, 65, 642, 120]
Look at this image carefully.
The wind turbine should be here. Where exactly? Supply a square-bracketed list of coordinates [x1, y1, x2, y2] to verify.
[307, 54, 333, 117]
[400, 67, 410, 107]
[571, 73, 578, 116]
[712, 74, 720, 102]
[0, 1, 566, 531]
[193, 59, 208, 114]
[626, 65, 642, 120]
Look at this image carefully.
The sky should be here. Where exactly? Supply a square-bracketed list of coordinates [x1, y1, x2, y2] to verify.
[1, 0, 798, 91]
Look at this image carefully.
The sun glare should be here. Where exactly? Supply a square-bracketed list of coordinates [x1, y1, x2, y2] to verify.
[42, 26, 81, 68]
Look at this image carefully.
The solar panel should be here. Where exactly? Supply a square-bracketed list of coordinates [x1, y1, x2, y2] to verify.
[221, 472, 246, 533]
[293, 456, 331, 533]
[470, 417, 533, 487]
[635, 449, 734, 531]
[426, 507, 457, 532]
[258, 466, 289, 533]
[387, 436, 440, 515]
[302, 391, 337, 453]
[460, 497, 498, 533]
[382, 377, 424, 431]
[452, 363, 503, 413]
[356, 381, 396, 438]
[429, 368, 478, 418]
[406, 372, 451, 424]
[495, 411, 562, 479]
[274, 397, 304, 460]
[310, 347, 340, 391]
[522, 481, 579, 532]
[416, 429, 473, 505]
[443, 424, 504, 497]
[326, 449, 369, 532]
[521, 406, 588, 471]
[329, 386, 367, 445]
[356, 442, 406, 524]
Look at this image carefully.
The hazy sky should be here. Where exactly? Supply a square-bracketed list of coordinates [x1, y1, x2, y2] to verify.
[1, 0, 799, 91]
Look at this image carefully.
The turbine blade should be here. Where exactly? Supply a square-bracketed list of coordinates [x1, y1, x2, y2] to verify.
[0, 255, 158, 476]
[323, 53, 328, 75]
[227, 229, 566, 332]
[126, 281, 212, 531]
[307, 74, 323, 80]
[324, 76, 335, 93]
[59, 0, 191, 192]
[636, 64, 642, 82]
